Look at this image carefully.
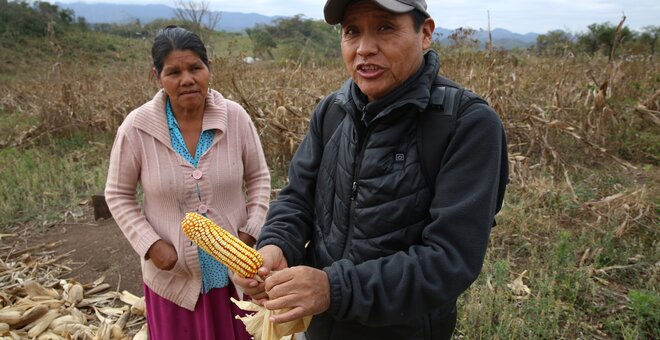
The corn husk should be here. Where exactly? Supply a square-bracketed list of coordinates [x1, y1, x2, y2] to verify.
[231, 298, 311, 340]
[0, 237, 147, 339]
[132, 324, 147, 340]
[26, 309, 60, 338]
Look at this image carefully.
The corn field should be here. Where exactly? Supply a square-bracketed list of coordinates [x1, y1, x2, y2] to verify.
[0, 36, 658, 338]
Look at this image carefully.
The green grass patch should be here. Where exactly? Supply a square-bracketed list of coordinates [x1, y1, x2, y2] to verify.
[0, 111, 40, 134]
[628, 289, 660, 337]
[209, 32, 253, 59]
[0, 133, 112, 228]
[456, 169, 659, 338]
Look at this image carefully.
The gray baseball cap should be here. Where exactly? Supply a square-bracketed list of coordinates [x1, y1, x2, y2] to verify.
[324, 0, 430, 25]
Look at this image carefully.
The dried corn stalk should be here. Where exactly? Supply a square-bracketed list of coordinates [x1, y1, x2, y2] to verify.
[0, 237, 146, 339]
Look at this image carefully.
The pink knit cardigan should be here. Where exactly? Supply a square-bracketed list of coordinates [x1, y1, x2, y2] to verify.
[105, 89, 270, 310]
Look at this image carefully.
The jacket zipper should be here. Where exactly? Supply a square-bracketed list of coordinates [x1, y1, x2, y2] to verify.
[334, 88, 432, 259]
[341, 106, 370, 259]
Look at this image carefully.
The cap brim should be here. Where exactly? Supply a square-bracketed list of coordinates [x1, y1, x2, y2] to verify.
[373, 0, 415, 13]
[324, 0, 353, 25]
[324, 0, 416, 25]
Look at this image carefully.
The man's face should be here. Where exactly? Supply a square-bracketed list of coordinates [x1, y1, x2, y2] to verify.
[340, 1, 434, 102]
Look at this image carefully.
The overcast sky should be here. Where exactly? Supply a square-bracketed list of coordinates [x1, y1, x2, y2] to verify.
[56, 0, 659, 34]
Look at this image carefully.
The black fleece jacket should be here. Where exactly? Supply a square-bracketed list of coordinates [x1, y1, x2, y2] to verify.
[257, 51, 508, 340]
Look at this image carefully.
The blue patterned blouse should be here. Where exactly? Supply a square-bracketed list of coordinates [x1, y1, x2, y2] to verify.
[166, 98, 229, 293]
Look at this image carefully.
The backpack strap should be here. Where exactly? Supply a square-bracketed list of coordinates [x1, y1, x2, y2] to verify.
[321, 80, 490, 201]
[416, 85, 461, 195]
[417, 81, 488, 195]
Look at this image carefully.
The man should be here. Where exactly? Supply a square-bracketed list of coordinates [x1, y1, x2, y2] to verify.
[234, 1, 508, 339]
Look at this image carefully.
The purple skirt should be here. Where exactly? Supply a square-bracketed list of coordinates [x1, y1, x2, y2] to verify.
[144, 283, 252, 340]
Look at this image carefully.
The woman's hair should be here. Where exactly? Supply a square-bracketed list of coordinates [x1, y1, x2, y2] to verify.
[151, 25, 209, 75]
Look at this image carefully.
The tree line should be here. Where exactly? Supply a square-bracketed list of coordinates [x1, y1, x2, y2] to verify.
[535, 22, 658, 57]
[2, 0, 657, 60]
[0, 0, 86, 39]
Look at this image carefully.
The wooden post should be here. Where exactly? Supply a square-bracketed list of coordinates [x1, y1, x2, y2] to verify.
[92, 193, 112, 220]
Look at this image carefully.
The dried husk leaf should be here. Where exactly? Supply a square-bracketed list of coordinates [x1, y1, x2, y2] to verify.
[110, 324, 125, 339]
[129, 298, 145, 316]
[85, 283, 111, 296]
[113, 307, 130, 329]
[26, 309, 59, 338]
[0, 311, 21, 326]
[49, 315, 79, 329]
[36, 331, 65, 340]
[0, 292, 11, 308]
[14, 304, 48, 328]
[132, 324, 147, 340]
[51, 322, 89, 336]
[507, 270, 531, 298]
[90, 275, 107, 287]
[65, 283, 84, 307]
[97, 307, 126, 317]
[30, 299, 63, 310]
[8, 330, 24, 340]
[69, 307, 86, 324]
[13, 298, 39, 311]
[78, 292, 121, 308]
[231, 298, 311, 340]
[118, 291, 140, 306]
[24, 281, 59, 299]
[93, 320, 112, 340]
[0, 235, 146, 340]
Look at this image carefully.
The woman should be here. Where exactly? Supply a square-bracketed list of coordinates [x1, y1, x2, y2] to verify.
[105, 26, 270, 339]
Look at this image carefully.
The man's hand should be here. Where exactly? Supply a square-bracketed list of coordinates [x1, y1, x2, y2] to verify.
[263, 266, 331, 323]
[232, 244, 288, 304]
[145, 239, 178, 270]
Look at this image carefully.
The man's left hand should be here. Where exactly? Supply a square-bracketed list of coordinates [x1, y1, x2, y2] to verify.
[263, 266, 330, 323]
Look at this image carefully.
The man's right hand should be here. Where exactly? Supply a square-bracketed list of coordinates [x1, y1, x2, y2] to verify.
[146, 239, 178, 270]
[233, 244, 288, 304]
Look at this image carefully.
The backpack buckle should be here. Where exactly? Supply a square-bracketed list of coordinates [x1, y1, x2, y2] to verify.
[430, 86, 446, 108]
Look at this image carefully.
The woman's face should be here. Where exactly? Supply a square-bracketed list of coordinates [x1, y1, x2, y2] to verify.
[156, 49, 210, 114]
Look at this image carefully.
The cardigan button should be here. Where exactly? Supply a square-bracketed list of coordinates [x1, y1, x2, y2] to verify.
[192, 169, 203, 180]
[198, 204, 208, 214]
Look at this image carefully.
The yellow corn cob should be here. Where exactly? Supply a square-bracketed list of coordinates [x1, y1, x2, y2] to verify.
[181, 212, 263, 278]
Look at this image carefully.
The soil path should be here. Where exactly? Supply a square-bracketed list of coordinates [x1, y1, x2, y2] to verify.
[32, 207, 144, 296]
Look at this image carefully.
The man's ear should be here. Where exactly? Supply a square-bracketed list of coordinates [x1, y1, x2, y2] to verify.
[421, 18, 435, 50]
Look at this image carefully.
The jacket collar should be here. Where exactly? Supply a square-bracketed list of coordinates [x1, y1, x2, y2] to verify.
[132, 89, 228, 148]
[337, 50, 441, 124]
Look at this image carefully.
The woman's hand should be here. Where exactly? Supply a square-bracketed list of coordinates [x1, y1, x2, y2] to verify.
[146, 239, 178, 270]
[238, 231, 256, 247]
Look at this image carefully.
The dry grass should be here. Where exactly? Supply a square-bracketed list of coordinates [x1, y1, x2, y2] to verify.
[0, 37, 658, 338]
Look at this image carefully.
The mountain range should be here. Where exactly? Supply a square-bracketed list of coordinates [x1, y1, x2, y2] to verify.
[58, 2, 539, 48]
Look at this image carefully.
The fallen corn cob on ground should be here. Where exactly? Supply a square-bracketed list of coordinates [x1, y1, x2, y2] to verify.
[181, 212, 264, 278]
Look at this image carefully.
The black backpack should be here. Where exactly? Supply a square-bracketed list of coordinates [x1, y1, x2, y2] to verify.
[322, 77, 489, 195]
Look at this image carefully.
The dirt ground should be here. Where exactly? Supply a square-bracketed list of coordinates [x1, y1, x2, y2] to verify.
[22, 203, 313, 339]
[31, 205, 144, 296]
